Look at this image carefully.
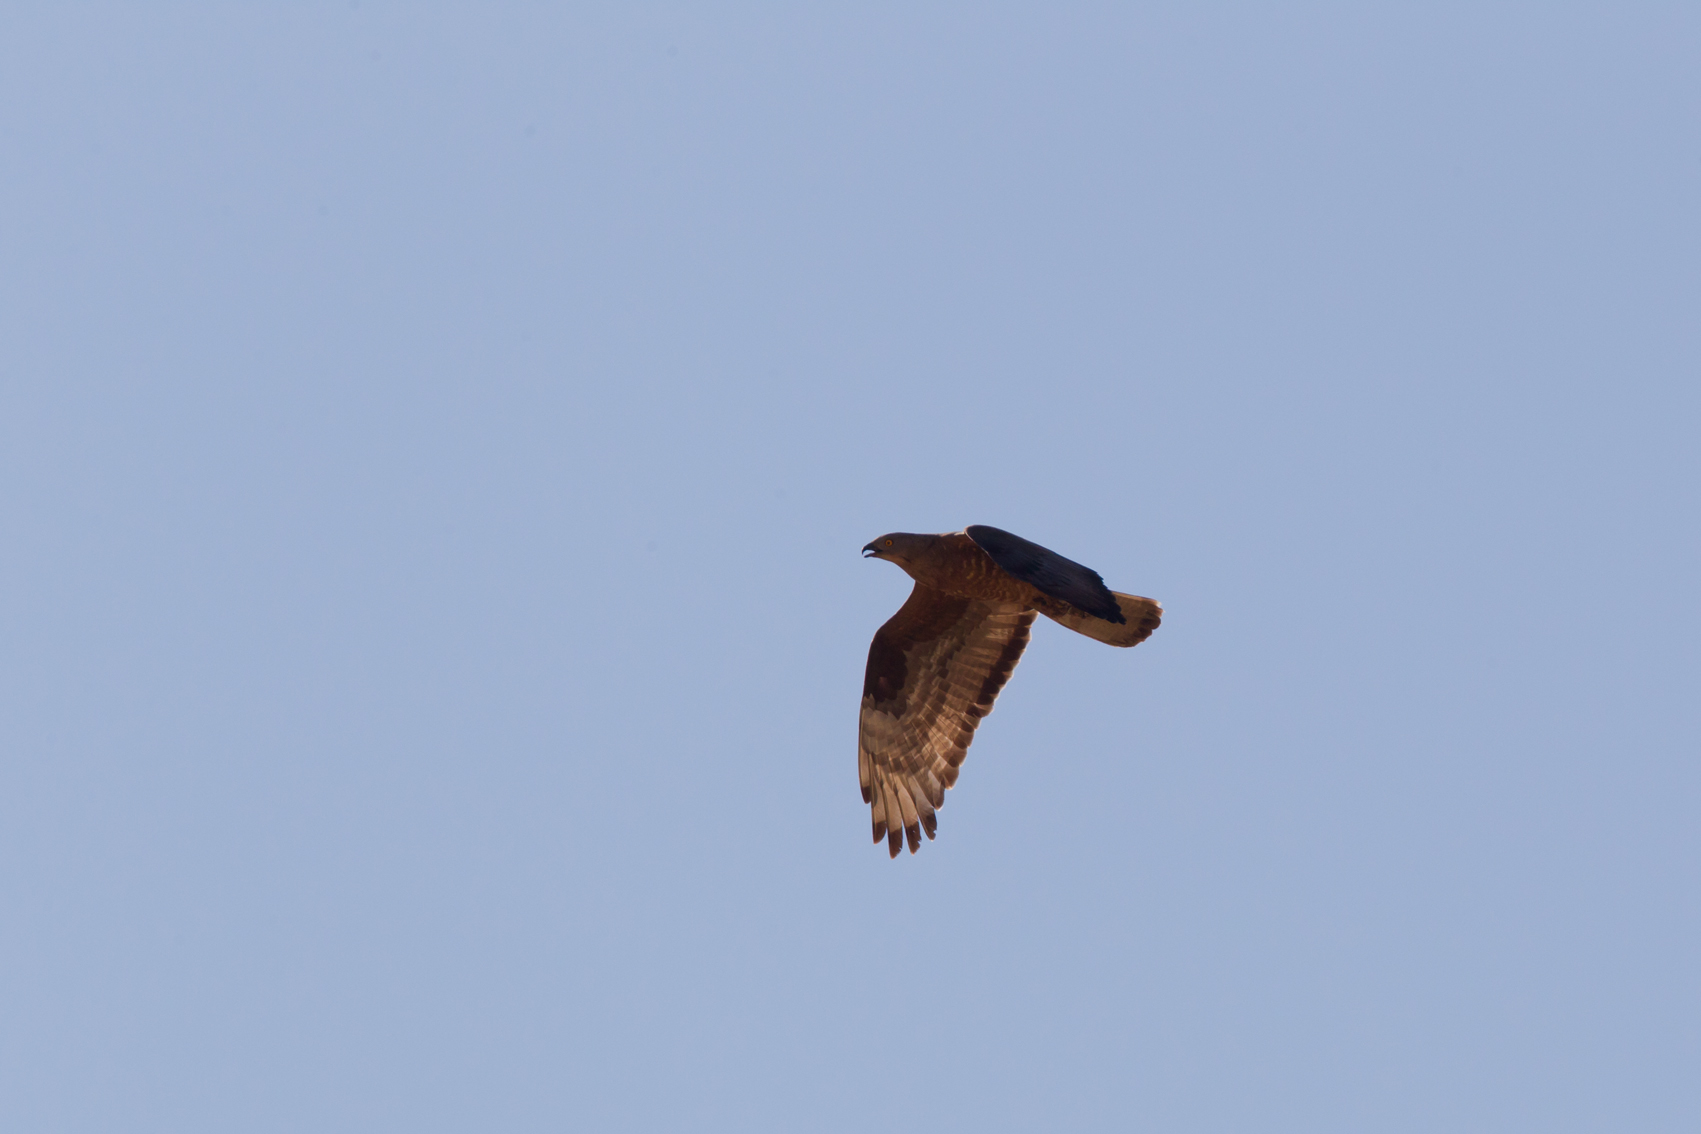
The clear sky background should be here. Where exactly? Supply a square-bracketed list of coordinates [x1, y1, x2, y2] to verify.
[2, 4, 1697, 1131]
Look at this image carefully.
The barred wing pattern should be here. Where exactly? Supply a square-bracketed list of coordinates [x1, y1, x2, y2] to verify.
[859, 584, 1036, 857]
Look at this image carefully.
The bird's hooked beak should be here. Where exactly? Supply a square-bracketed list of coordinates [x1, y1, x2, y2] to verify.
[862, 542, 880, 558]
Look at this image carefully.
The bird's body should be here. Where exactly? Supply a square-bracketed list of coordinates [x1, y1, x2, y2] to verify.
[859, 526, 1161, 857]
[875, 531, 1038, 605]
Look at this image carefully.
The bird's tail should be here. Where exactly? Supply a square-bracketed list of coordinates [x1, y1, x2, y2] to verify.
[1043, 592, 1162, 647]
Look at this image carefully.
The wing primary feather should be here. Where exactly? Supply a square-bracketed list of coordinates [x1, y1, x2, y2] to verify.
[882, 776, 903, 858]
[869, 775, 887, 844]
[895, 780, 921, 854]
[916, 767, 944, 808]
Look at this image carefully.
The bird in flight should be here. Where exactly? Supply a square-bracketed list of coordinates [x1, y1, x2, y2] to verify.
[859, 525, 1161, 857]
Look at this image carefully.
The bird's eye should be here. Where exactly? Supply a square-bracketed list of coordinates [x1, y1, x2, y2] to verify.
[884, 539, 893, 547]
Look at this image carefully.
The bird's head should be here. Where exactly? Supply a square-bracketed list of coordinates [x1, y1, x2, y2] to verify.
[862, 532, 923, 564]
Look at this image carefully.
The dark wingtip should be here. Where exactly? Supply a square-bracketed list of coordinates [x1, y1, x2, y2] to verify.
[905, 824, 920, 853]
[872, 820, 886, 845]
[921, 813, 937, 840]
[861, 785, 872, 804]
[887, 828, 902, 858]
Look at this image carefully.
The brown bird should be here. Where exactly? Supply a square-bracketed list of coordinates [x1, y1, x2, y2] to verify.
[859, 525, 1161, 857]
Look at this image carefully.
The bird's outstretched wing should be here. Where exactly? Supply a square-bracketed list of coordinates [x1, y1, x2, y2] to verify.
[859, 584, 1035, 857]
[965, 524, 1124, 623]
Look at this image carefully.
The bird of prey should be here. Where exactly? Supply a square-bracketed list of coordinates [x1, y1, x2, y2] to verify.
[859, 525, 1161, 857]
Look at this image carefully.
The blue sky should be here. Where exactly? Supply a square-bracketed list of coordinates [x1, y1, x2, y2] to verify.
[2, 5, 1697, 1131]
